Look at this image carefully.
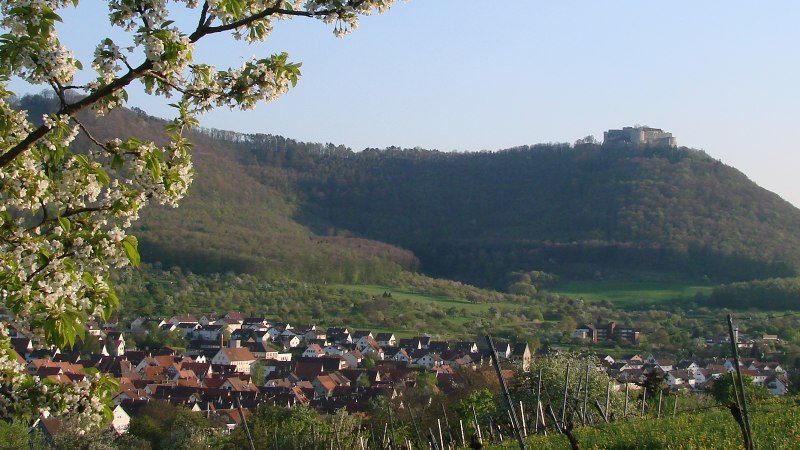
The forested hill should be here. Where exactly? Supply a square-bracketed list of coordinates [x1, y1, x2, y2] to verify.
[301, 143, 800, 285]
[19, 95, 800, 287]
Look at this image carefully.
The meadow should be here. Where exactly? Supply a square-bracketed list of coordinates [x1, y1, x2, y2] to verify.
[549, 280, 713, 308]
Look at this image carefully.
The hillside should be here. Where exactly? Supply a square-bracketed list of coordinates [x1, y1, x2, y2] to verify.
[300, 144, 800, 286]
[18, 95, 800, 287]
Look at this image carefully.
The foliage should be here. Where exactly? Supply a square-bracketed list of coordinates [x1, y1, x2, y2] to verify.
[128, 400, 220, 449]
[220, 404, 361, 450]
[511, 353, 623, 424]
[709, 374, 772, 406]
[0, 420, 42, 449]
[708, 277, 800, 310]
[454, 388, 497, 425]
[0, 0, 397, 425]
[489, 397, 800, 450]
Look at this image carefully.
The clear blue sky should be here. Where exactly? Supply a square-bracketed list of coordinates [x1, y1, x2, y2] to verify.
[12, 1, 800, 207]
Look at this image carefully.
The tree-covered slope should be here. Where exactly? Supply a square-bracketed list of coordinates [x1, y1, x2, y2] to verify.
[21, 95, 800, 286]
[300, 144, 800, 285]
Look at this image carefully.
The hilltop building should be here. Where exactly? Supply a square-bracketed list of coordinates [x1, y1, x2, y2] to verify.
[604, 126, 677, 147]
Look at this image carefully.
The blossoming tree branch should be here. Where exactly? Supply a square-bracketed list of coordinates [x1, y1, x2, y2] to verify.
[0, 0, 395, 427]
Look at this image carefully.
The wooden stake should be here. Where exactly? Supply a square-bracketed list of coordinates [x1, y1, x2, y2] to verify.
[582, 363, 590, 424]
[673, 394, 678, 418]
[519, 401, 527, 437]
[640, 387, 647, 418]
[623, 383, 629, 419]
[657, 389, 663, 419]
[727, 314, 754, 450]
[534, 368, 543, 433]
[437, 418, 444, 450]
[561, 362, 571, 425]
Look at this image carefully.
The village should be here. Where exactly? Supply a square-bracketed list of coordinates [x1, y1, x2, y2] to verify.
[3, 309, 790, 441]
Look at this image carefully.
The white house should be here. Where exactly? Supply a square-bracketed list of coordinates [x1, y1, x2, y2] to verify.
[110, 405, 131, 435]
[211, 347, 257, 374]
[302, 344, 324, 358]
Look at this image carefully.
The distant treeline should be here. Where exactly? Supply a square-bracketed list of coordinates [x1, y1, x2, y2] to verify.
[708, 277, 800, 310]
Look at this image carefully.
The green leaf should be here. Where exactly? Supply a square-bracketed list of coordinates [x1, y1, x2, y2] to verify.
[110, 153, 124, 170]
[57, 216, 71, 233]
[93, 167, 110, 185]
[121, 235, 140, 267]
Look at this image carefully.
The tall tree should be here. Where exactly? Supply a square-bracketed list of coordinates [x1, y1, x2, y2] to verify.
[0, 0, 398, 428]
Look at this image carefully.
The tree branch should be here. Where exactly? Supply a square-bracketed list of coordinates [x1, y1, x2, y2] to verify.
[0, 60, 154, 168]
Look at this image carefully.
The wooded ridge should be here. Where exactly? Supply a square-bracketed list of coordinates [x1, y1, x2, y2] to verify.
[19, 95, 800, 287]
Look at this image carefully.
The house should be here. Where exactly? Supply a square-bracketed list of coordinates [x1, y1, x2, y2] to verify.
[765, 375, 789, 395]
[382, 347, 411, 364]
[302, 344, 324, 358]
[312, 372, 350, 399]
[242, 317, 268, 330]
[326, 327, 351, 344]
[222, 377, 258, 392]
[453, 341, 478, 354]
[192, 324, 224, 341]
[105, 331, 125, 356]
[211, 347, 257, 374]
[511, 342, 532, 371]
[169, 315, 198, 327]
[411, 350, 443, 369]
[281, 335, 301, 350]
[665, 370, 695, 389]
[375, 333, 397, 347]
[342, 350, 363, 368]
[398, 338, 422, 352]
[110, 404, 131, 435]
[494, 342, 513, 359]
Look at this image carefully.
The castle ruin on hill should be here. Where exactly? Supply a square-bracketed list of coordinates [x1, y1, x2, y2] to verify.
[603, 126, 677, 147]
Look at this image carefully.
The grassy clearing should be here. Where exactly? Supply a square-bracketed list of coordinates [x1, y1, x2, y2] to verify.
[329, 284, 519, 314]
[550, 280, 713, 308]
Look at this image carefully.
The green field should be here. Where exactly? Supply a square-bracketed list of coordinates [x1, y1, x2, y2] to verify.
[550, 280, 713, 308]
[330, 284, 520, 314]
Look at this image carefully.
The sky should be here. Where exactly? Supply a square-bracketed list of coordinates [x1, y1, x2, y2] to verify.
[11, 1, 800, 207]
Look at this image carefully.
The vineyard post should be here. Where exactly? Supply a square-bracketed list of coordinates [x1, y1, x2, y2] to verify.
[460, 419, 465, 448]
[428, 428, 440, 450]
[534, 368, 543, 433]
[235, 396, 256, 450]
[604, 379, 611, 422]
[727, 314, 754, 450]
[437, 418, 444, 450]
[472, 405, 483, 445]
[485, 334, 528, 450]
[561, 362, 571, 425]
[519, 401, 527, 437]
[640, 387, 647, 418]
[673, 394, 678, 418]
[623, 383, 629, 419]
[441, 403, 455, 445]
[582, 363, 590, 424]
[657, 390, 663, 419]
